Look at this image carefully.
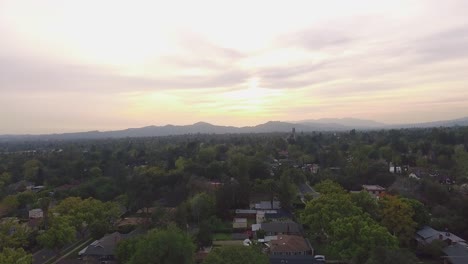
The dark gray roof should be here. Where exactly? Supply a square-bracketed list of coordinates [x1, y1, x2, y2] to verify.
[417, 226, 440, 239]
[442, 244, 468, 264]
[260, 221, 301, 234]
[81, 232, 123, 256]
[416, 226, 466, 244]
[270, 255, 322, 264]
[81, 230, 143, 257]
[265, 209, 293, 220]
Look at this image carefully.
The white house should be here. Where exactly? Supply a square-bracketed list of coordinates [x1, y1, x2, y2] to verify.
[29, 208, 44, 219]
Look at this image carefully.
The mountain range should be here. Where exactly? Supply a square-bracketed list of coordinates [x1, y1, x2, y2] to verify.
[1, 117, 468, 141]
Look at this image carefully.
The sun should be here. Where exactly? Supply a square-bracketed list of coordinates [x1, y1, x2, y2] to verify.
[219, 78, 282, 113]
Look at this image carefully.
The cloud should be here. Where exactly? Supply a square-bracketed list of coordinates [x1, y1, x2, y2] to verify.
[279, 27, 354, 51]
[407, 24, 468, 63]
[0, 56, 250, 92]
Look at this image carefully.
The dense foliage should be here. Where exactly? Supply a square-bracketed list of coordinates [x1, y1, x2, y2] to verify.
[0, 126, 468, 263]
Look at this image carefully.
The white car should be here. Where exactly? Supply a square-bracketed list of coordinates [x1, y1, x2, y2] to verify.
[314, 255, 326, 262]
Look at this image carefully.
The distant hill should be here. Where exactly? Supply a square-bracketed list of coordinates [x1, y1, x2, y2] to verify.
[1, 116, 468, 141]
[295, 117, 386, 128]
[389, 117, 468, 129]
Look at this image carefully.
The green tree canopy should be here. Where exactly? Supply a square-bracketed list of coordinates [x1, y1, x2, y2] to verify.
[301, 192, 362, 236]
[0, 219, 32, 249]
[328, 215, 398, 263]
[314, 180, 346, 195]
[117, 226, 195, 264]
[37, 216, 75, 252]
[378, 195, 417, 245]
[351, 191, 379, 219]
[190, 192, 215, 223]
[400, 197, 430, 228]
[365, 247, 419, 264]
[0, 248, 32, 264]
[53, 197, 120, 237]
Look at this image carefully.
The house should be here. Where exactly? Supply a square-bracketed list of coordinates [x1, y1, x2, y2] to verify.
[233, 218, 248, 229]
[415, 226, 466, 246]
[29, 208, 43, 219]
[79, 231, 142, 262]
[236, 209, 257, 219]
[7, 181, 34, 193]
[415, 227, 468, 264]
[254, 201, 281, 210]
[269, 255, 323, 264]
[409, 173, 421, 180]
[389, 163, 402, 174]
[31, 185, 45, 192]
[265, 210, 293, 222]
[195, 247, 212, 264]
[253, 221, 302, 236]
[442, 243, 468, 264]
[362, 185, 386, 197]
[256, 211, 266, 224]
[278, 150, 289, 159]
[79, 232, 124, 262]
[268, 235, 313, 256]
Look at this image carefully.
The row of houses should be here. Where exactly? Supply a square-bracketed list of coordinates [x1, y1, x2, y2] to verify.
[416, 226, 468, 264]
[232, 201, 324, 264]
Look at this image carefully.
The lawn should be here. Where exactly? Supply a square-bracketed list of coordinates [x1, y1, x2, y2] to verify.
[213, 233, 231, 241]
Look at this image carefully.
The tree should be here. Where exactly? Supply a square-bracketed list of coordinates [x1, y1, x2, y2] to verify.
[89, 166, 103, 178]
[419, 239, 447, 258]
[0, 248, 32, 264]
[453, 145, 468, 181]
[401, 198, 430, 228]
[378, 195, 417, 245]
[351, 191, 379, 219]
[116, 237, 138, 264]
[38, 197, 51, 229]
[203, 246, 269, 264]
[0, 219, 32, 249]
[0, 195, 19, 216]
[118, 226, 195, 264]
[301, 192, 362, 238]
[314, 180, 346, 195]
[37, 216, 75, 253]
[190, 193, 215, 223]
[23, 159, 43, 184]
[328, 215, 398, 263]
[0, 172, 12, 188]
[278, 174, 296, 210]
[16, 191, 36, 209]
[365, 247, 418, 264]
[197, 220, 213, 247]
[53, 197, 120, 237]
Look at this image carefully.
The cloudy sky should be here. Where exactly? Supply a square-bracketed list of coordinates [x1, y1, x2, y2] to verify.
[1, 0, 468, 134]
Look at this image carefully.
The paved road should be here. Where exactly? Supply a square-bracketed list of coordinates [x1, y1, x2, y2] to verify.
[33, 234, 90, 264]
[298, 183, 320, 203]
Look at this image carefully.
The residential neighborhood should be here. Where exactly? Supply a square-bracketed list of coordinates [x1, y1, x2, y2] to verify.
[2, 126, 468, 264]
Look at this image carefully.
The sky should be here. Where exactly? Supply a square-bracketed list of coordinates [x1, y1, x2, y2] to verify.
[1, 0, 468, 134]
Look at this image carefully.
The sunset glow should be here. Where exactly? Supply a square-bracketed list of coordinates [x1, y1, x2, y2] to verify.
[1, 0, 468, 133]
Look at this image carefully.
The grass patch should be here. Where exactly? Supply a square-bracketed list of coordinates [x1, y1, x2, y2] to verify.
[213, 233, 231, 241]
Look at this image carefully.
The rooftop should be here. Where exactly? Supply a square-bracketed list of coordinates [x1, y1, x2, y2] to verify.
[259, 221, 301, 234]
[442, 243, 468, 264]
[269, 235, 312, 253]
[362, 185, 386, 191]
[269, 255, 322, 264]
[416, 226, 466, 244]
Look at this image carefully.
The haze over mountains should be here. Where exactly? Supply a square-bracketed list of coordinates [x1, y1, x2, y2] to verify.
[2, 117, 468, 141]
